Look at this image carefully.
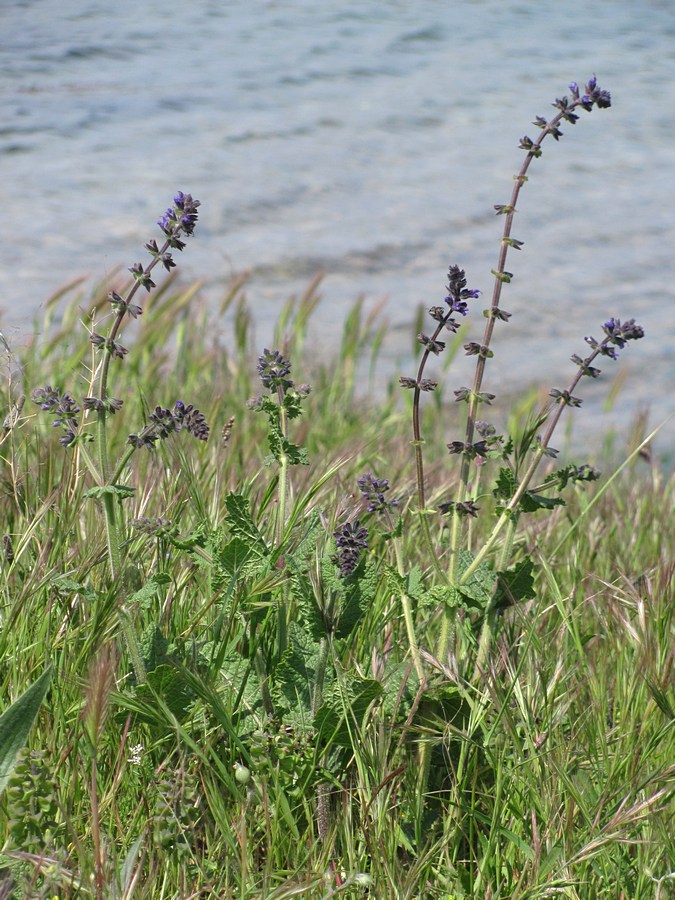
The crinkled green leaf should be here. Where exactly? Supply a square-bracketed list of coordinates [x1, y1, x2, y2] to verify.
[425, 584, 464, 610]
[404, 565, 426, 602]
[224, 493, 268, 554]
[380, 661, 420, 719]
[456, 550, 496, 610]
[284, 511, 323, 573]
[128, 576, 167, 611]
[266, 428, 309, 467]
[135, 665, 193, 722]
[336, 558, 378, 639]
[272, 625, 321, 721]
[291, 569, 326, 641]
[218, 653, 265, 724]
[314, 676, 383, 747]
[494, 467, 518, 501]
[213, 536, 264, 580]
[140, 623, 169, 671]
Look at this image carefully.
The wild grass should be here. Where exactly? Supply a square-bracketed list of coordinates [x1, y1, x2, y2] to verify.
[0, 77, 673, 899]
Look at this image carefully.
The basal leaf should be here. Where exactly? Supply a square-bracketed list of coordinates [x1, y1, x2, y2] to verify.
[135, 665, 193, 722]
[314, 676, 383, 747]
[336, 558, 378, 639]
[272, 625, 320, 721]
[140, 623, 169, 671]
[380, 660, 420, 719]
[456, 550, 496, 610]
[425, 584, 464, 610]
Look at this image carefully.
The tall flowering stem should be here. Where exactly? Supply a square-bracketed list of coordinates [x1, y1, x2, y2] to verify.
[449, 77, 611, 585]
[94, 194, 200, 482]
[402, 266, 479, 575]
[252, 348, 311, 655]
[92, 193, 200, 685]
[29, 193, 204, 686]
[465, 317, 644, 587]
[468, 317, 643, 679]
[89, 193, 200, 581]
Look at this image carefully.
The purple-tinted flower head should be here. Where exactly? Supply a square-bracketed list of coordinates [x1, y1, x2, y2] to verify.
[157, 191, 201, 247]
[444, 265, 480, 316]
[399, 376, 438, 392]
[580, 75, 611, 111]
[31, 386, 91, 448]
[571, 353, 602, 378]
[585, 317, 644, 362]
[257, 348, 294, 392]
[357, 473, 399, 514]
[417, 333, 445, 355]
[30, 386, 80, 425]
[603, 317, 644, 346]
[128, 399, 210, 451]
[333, 519, 368, 577]
[172, 400, 210, 441]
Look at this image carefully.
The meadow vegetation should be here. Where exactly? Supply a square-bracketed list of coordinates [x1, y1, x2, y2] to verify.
[0, 78, 673, 899]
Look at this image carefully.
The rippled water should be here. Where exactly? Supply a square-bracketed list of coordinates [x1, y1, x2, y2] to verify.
[2, 0, 674, 452]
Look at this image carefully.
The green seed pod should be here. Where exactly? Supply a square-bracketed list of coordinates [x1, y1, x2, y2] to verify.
[234, 762, 251, 785]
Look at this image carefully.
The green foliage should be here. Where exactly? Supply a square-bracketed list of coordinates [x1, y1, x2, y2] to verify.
[0, 99, 671, 893]
[0, 667, 52, 794]
[1, 278, 671, 895]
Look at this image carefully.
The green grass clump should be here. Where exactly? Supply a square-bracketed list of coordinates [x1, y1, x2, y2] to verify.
[0, 77, 673, 899]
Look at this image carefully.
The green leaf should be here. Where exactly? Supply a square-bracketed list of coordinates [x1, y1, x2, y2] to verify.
[84, 484, 136, 500]
[314, 676, 383, 747]
[139, 623, 169, 671]
[128, 576, 167, 611]
[493, 467, 518, 500]
[272, 625, 320, 721]
[404, 565, 426, 602]
[383, 563, 424, 602]
[224, 494, 268, 555]
[213, 536, 262, 581]
[284, 511, 323, 572]
[494, 559, 536, 609]
[425, 584, 464, 610]
[380, 661, 420, 719]
[520, 491, 565, 512]
[336, 558, 378, 639]
[291, 569, 327, 641]
[0, 667, 52, 794]
[135, 665, 193, 722]
[456, 550, 496, 610]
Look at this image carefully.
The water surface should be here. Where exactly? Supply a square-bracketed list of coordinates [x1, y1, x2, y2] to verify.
[2, 0, 674, 451]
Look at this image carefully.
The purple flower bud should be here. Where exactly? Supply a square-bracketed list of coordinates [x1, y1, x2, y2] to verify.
[333, 519, 368, 577]
[257, 348, 294, 391]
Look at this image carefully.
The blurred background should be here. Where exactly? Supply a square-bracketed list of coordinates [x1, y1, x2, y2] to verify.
[2, 0, 674, 452]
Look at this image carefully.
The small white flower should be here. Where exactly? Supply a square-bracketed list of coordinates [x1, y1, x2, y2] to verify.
[127, 743, 143, 765]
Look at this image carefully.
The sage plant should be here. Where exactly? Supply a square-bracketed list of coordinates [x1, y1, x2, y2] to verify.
[31, 192, 209, 682]
[401, 77, 644, 662]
